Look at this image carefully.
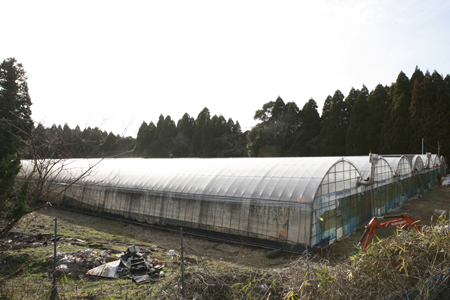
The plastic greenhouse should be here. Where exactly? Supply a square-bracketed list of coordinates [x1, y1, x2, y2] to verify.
[19, 153, 446, 252]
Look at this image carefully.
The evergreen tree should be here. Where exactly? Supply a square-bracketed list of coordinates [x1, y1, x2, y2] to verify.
[0, 155, 29, 235]
[227, 118, 239, 134]
[212, 115, 228, 137]
[233, 121, 242, 134]
[149, 115, 166, 157]
[422, 71, 437, 135]
[134, 122, 148, 156]
[319, 90, 347, 155]
[281, 101, 302, 155]
[0, 58, 33, 157]
[382, 71, 412, 153]
[177, 113, 195, 140]
[344, 87, 360, 113]
[141, 122, 157, 157]
[298, 99, 321, 156]
[321, 95, 332, 128]
[436, 75, 450, 159]
[409, 78, 425, 153]
[365, 84, 390, 153]
[151, 115, 177, 157]
[100, 132, 118, 153]
[345, 86, 369, 155]
[192, 107, 213, 157]
[174, 113, 195, 157]
[410, 66, 424, 91]
[210, 115, 245, 157]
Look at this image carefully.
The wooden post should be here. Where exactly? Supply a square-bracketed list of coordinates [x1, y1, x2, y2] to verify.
[181, 227, 185, 297]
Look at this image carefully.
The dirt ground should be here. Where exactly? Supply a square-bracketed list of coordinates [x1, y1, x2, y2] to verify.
[399, 185, 450, 226]
[3, 207, 293, 270]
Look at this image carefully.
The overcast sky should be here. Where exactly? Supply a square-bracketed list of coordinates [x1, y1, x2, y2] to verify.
[2, 0, 450, 137]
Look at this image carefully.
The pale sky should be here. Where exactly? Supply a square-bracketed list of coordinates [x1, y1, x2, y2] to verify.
[2, 0, 450, 137]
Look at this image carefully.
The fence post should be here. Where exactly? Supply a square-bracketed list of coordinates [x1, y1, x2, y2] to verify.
[51, 218, 58, 300]
[181, 227, 185, 297]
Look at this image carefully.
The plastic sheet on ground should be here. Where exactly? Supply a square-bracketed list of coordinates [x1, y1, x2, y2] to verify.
[442, 180, 450, 186]
[86, 259, 128, 278]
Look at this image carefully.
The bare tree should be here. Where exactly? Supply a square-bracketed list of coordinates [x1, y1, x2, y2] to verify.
[0, 119, 130, 239]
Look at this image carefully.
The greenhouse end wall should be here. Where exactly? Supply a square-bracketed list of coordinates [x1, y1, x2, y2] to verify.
[310, 156, 442, 248]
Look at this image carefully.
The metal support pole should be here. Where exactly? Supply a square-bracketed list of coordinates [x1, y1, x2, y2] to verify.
[422, 138, 424, 155]
[51, 218, 58, 300]
[304, 227, 309, 280]
[370, 161, 375, 217]
[181, 227, 185, 297]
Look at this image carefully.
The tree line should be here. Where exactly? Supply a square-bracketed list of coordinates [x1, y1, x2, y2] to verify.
[12, 66, 450, 162]
[134, 109, 245, 158]
[32, 124, 135, 158]
[2, 56, 449, 162]
[248, 67, 450, 159]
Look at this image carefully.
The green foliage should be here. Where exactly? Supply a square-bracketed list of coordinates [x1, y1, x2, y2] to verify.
[297, 99, 321, 156]
[0, 155, 29, 223]
[192, 107, 213, 157]
[31, 123, 134, 159]
[37, 65, 446, 159]
[177, 113, 195, 138]
[342, 217, 450, 299]
[365, 84, 390, 153]
[319, 90, 347, 155]
[345, 86, 369, 155]
[0, 58, 33, 158]
[382, 71, 412, 153]
[134, 108, 245, 158]
[315, 267, 336, 292]
[248, 97, 304, 157]
[2, 59, 447, 161]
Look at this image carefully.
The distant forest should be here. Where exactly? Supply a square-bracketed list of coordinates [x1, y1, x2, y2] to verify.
[37, 67, 450, 160]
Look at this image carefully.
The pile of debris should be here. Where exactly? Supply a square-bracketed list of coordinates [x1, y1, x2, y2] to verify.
[48, 245, 167, 285]
[47, 249, 103, 278]
[87, 245, 166, 285]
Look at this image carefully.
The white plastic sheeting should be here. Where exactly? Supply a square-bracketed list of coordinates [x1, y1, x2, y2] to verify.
[19, 154, 444, 250]
[383, 156, 412, 177]
[21, 157, 350, 205]
[412, 156, 424, 172]
[345, 156, 393, 184]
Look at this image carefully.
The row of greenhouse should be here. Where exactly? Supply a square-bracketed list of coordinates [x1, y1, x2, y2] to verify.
[19, 153, 446, 252]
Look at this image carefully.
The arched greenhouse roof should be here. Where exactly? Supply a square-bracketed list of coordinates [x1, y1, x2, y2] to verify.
[345, 156, 393, 181]
[382, 156, 412, 176]
[431, 154, 440, 167]
[381, 154, 415, 164]
[21, 157, 353, 205]
[418, 155, 432, 169]
[344, 156, 371, 179]
[412, 156, 424, 172]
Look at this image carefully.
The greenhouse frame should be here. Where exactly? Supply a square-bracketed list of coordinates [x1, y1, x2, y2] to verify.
[20, 153, 446, 252]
